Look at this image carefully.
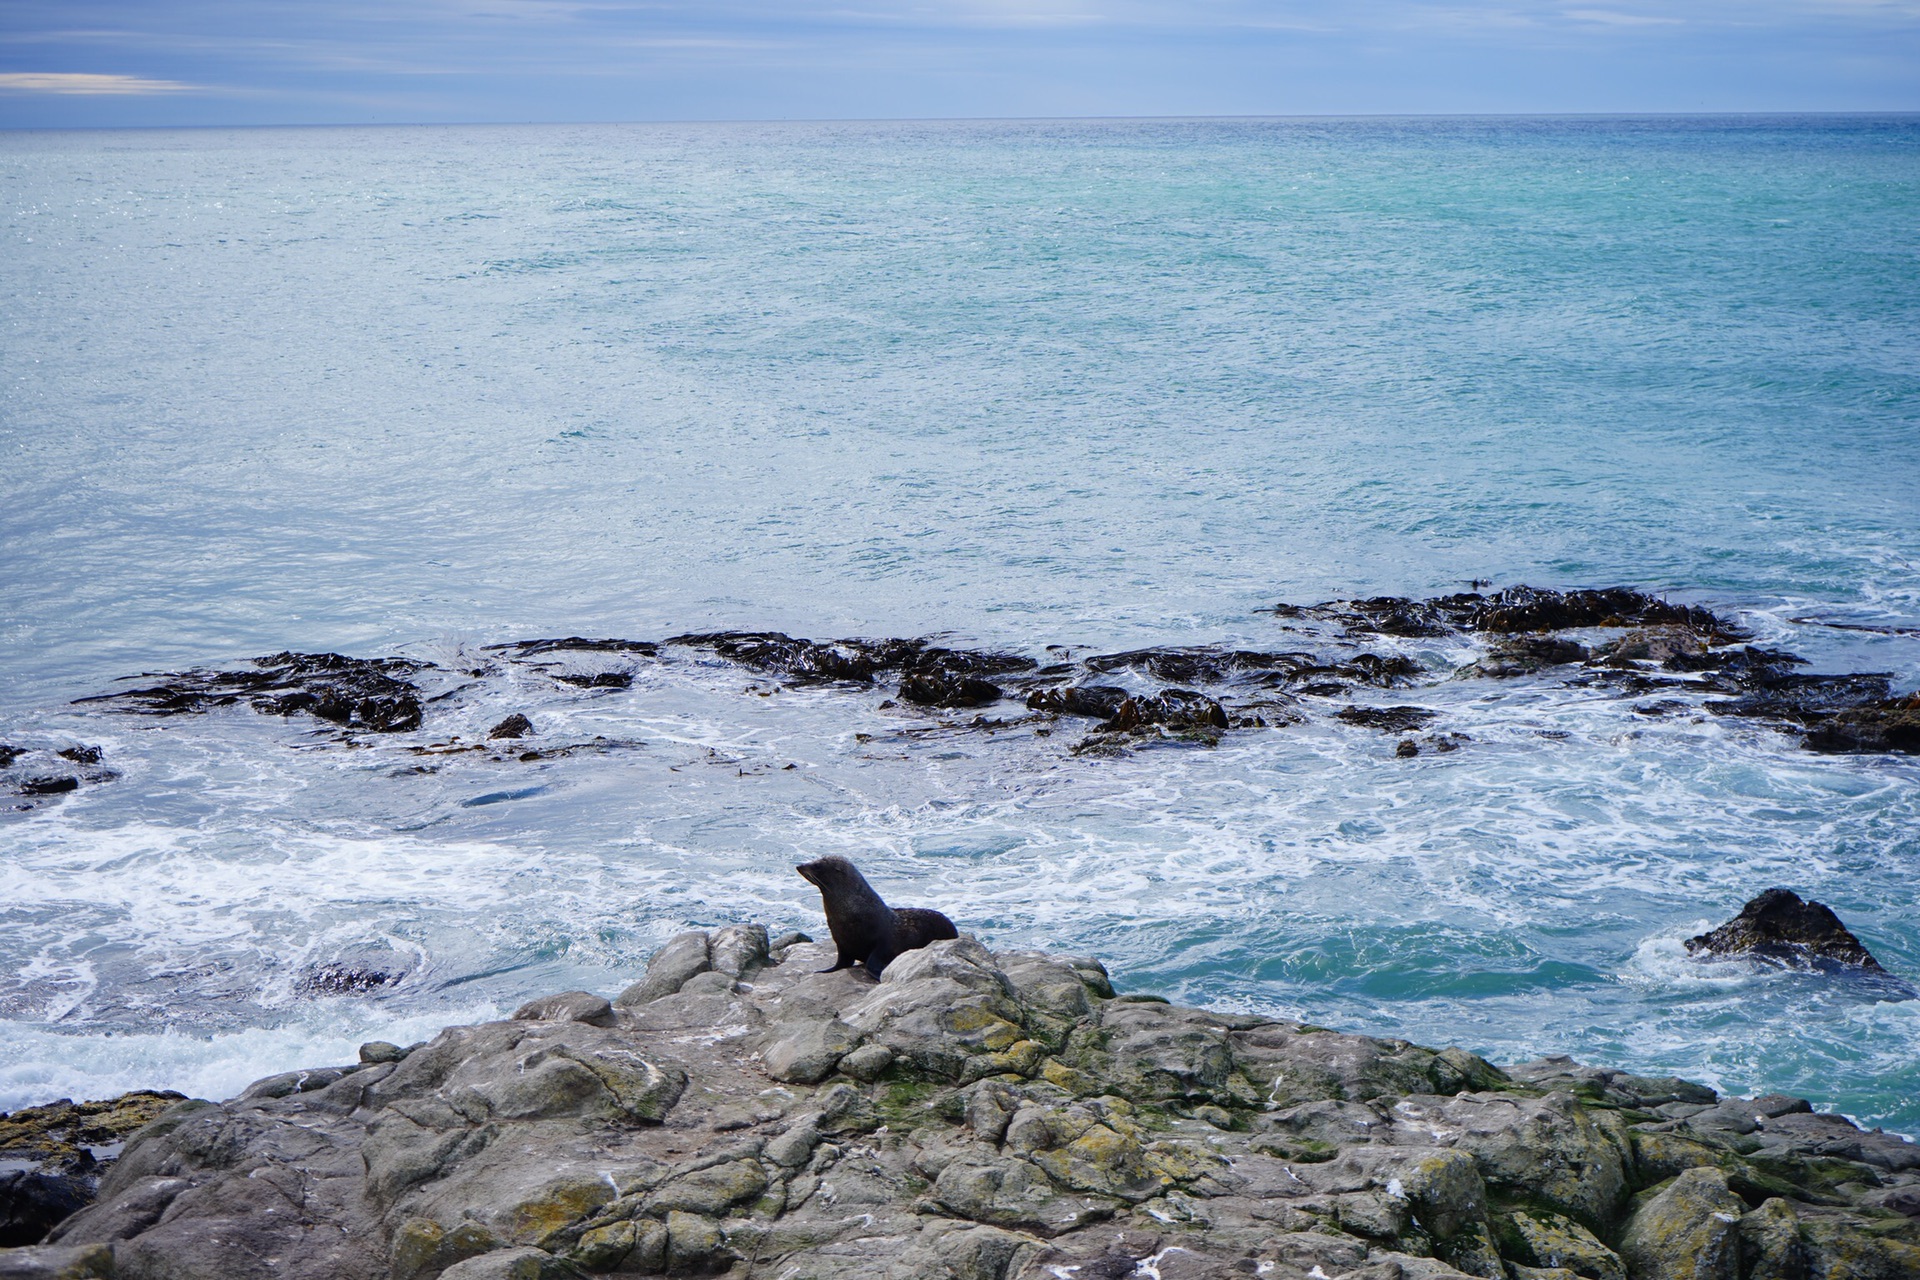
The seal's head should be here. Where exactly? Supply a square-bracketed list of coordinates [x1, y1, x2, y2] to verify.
[795, 856, 858, 891]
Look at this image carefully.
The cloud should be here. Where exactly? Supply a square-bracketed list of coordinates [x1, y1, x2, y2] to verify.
[0, 71, 201, 94]
[1563, 8, 1684, 25]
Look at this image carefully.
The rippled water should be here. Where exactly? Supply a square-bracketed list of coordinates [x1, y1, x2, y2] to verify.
[2, 117, 1917, 1129]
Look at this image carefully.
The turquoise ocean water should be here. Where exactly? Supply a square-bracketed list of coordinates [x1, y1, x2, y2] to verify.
[2, 117, 1917, 1129]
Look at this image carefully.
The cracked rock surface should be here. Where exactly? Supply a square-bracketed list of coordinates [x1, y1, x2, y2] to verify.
[4, 931, 1916, 1280]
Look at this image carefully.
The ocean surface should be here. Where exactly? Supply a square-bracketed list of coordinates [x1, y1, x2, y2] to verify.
[2, 116, 1918, 1132]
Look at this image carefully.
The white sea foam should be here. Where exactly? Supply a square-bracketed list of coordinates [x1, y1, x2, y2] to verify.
[0, 1004, 502, 1114]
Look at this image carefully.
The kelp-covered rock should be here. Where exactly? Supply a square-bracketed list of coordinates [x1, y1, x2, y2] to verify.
[12, 930, 1914, 1279]
[1801, 695, 1920, 755]
[1684, 888, 1886, 973]
[70, 584, 1917, 757]
[77, 651, 427, 732]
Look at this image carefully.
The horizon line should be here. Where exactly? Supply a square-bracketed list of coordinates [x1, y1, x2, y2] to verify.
[7, 108, 1920, 134]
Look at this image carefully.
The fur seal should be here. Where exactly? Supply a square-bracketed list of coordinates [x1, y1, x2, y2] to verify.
[795, 856, 958, 977]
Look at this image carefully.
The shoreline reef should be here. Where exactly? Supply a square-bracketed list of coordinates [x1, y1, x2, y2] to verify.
[3, 927, 1917, 1280]
[17, 582, 1917, 810]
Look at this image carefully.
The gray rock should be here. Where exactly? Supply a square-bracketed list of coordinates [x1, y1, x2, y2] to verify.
[710, 922, 771, 977]
[438, 1246, 580, 1279]
[1618, 1167, 1745, 1280]
[510, 991, 614, 1026]
[0, 1245, 113, 1279]
[839, 1043, 896, 1081]
[614, 929, 710, 1006]
[763, 1018, 860, 1084]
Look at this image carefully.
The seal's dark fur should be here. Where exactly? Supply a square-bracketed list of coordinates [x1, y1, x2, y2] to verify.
[795, 856, 957, 976]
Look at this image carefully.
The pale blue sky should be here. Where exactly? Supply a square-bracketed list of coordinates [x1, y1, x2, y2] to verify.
[2, 1, 1917, 127]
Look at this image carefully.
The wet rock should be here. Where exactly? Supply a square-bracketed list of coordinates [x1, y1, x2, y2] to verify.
[485, 637, 659, 658]
[1326, 596, 1464, 638]
[901, 672, 1003, 709]
[0, 1172, 90, 1248]
[79, 650, 427, 733]
[51, 747, 101, 766]
[0, 746, 18, 769]
[909, 646, 1037, 678]
[1592, 627, 1707, 668]
[1706, 673, 1893, 726]
[1462, 637, 1590, 679]
[1468, 586, 1727, 636]
[1108, 690, 1230, 733]
[1801, 695, 1920, 755]
[15, 778, 77, 797]
[1084, 647, 1311, 686]
[360, 1041, 409, 1065]
[1307, 652, 1424, 689]
[670, 631, 894, 683]
[487, 714, 534, 740]
[1395, 740, 1419, 758]
[1026, 685, 1130, 719]
[548, 670, 631, 689]
[1664, 645, 1806, 682]
[1684, 888, 1886, 973]
[299, 943, 419, 995]
[1335, 706, 1438, 733]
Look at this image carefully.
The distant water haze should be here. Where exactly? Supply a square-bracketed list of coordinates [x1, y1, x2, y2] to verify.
[1, 117, 1916, 1130]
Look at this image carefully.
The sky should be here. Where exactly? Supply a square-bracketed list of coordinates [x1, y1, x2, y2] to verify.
[1, 1, 1917, 128]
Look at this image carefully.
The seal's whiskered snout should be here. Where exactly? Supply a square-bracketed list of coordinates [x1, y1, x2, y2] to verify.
[795, 856, 957, 977]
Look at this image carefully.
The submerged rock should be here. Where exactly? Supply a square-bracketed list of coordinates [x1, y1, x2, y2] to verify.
[487, 714, 534, 740]
[1684, 888, 1887, 973]
[11, 931, 1914, 1279]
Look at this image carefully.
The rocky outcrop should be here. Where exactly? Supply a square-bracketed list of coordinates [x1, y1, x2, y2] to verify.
[0, 1093, 185, 1249]
[1, 743, 117, 809]
[3, 932, 1915, 1279]
[1684, 889, 1887, 973]
[76, 651, 426, 732]
[68, 586, 1919, 760]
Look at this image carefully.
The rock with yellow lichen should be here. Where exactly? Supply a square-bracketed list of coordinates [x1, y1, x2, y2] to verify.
[0, 931, 1914, 1280]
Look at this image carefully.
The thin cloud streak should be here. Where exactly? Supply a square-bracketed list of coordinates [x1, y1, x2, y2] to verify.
[0, 71, 201, 94]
